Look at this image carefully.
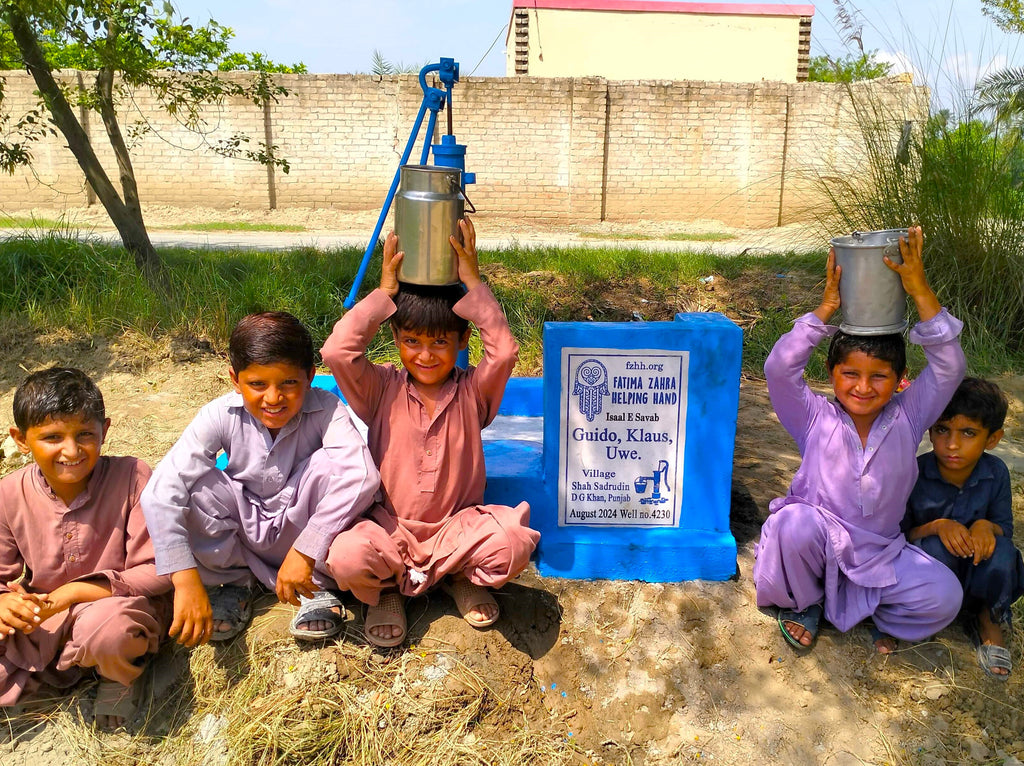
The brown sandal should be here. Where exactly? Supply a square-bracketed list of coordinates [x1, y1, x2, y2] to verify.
[442, 578, 499, 627]
[364, 592, 406, 648]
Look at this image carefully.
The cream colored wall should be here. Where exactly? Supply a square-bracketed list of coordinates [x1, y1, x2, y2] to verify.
[509, 8, 801, 82]
[0, 71, 927, 228]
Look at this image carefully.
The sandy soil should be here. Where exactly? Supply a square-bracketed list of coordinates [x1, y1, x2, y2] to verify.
[0, 211, 1023, 765]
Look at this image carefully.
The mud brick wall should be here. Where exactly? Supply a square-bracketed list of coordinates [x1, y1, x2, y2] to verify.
[0, 71, 926, 227]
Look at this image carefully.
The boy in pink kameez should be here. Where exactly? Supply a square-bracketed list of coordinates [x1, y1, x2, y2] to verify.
[322, 217, 540, 647]
[1, 368, 171, 729]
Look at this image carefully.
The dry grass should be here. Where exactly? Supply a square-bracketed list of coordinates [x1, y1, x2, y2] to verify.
[0, 596, 579, 766]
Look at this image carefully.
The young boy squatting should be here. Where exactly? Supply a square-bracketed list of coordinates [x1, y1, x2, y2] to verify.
[904, 378, 1024, 679]
[0, 368, 171, 728]
[321, 217, 540, 647]
[753, 227, 966, 652]
[142, 312, 380, 645]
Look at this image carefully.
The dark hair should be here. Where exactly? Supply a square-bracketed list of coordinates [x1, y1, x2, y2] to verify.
[937, 377, 1008, 433]
[229, 311, 314, 374]
[826, 331, 906, 377]
[13, 367, 105, 432]
[389, 283, 469, 337]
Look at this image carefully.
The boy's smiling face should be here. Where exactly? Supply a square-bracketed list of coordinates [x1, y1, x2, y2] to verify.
[230, 362, 314, 436]
[929, 414, 1003, 485]
[10, 413, 110, 504]
[392, 326, 470, 394]
[828, 350, 901, 426]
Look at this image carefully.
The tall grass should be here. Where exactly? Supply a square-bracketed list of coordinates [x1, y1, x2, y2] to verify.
[812, 90, 1024, 363]
[808, 2, 1024, 367]
[0, 232, 368, 343]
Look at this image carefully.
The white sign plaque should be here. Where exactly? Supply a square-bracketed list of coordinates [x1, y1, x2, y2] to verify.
[558, 347, 689, 527]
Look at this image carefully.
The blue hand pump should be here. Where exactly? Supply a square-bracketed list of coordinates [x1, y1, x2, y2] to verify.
[343, 57, 476, 310]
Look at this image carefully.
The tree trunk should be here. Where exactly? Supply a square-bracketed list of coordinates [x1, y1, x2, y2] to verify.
[3, 5, 164, 283]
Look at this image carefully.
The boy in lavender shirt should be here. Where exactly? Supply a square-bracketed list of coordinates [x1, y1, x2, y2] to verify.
[905, 378, 1024, 680]
[753, 226, 966, 653]
[1, 368, 171, 728]
[142, 312, 379, 645]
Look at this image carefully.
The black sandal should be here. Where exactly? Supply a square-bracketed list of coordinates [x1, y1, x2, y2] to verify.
[777, 603, 823, 650]
[206, 583, 253, 642]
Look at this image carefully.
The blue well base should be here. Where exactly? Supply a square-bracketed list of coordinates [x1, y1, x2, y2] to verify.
[299, 340, 739, 585]
[483, 310, 742, 584]
[536, 532, 737, 581]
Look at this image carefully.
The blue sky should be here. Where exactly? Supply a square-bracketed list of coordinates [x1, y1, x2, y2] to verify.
[172, 1, 1023, 104]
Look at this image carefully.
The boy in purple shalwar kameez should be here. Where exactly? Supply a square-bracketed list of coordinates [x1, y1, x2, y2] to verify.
[142, 312, 380, 646]
[753, 226, 966, 652]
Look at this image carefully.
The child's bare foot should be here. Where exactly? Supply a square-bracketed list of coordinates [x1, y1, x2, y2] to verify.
[364, 591, 406, 647]
[782, 620, 814, 646]
[868, 622, 897, 654]
[94, 679, 138, 730]
[977, 608, 1010, 678]
[442, 575, 499, 627]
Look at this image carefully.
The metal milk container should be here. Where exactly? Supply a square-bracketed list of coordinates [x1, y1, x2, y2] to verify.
[829, 228, 908, 335]
[394, 165, 464, 286]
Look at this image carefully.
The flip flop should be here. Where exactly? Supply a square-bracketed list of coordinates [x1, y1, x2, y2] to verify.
[206, 583, 253, 642]
[977, 644, 1012, 682]
[364, 592, 406, 648]
[442, 578, 499, 628]
[289, 590, 345, 641]
[777, 603, 823, 650]
[94, 679, 140, 729]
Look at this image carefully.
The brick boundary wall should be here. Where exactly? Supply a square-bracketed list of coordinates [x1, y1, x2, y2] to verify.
[0, 71, 928, 228]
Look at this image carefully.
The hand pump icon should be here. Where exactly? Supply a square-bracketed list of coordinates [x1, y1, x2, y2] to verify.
[634, 460, 670, 505]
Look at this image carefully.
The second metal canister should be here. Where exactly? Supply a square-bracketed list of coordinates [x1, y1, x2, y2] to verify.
[829, 228, 908, 336]
[394, 165, 464, 286]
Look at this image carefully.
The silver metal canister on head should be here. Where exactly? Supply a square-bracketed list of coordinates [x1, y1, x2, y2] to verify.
[829, 228, 909, 335]
[394, 165, 464, 286]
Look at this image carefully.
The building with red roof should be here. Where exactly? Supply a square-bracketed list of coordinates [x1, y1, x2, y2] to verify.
[507, 0, 815, 82]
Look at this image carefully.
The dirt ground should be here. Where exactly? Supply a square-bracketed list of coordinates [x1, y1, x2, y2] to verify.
[1, 209, 1023, 765]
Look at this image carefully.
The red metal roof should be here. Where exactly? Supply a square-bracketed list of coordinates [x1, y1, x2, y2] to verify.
[510, 0, 815, 17]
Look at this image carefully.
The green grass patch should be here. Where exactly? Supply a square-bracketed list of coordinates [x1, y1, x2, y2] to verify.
[579, 231, 736, 242]
[0, 214, 68, 229]
[159, 221, 307, 232]
[0, 234, 1019, 379]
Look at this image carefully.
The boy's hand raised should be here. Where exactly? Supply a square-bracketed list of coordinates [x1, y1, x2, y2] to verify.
[452, 216, 481, 290]
[379, 232, 404, 297]
[886, 225, 940, 321]
[812, 248, 842, 323]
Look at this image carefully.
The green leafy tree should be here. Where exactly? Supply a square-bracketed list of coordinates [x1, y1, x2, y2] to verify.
[0, 0, 293, 281]
[977, 1, 1024, 122]
[218, 51, 306, 74]
[807, 51, 893, 82]
[982, 0, 1024, 33]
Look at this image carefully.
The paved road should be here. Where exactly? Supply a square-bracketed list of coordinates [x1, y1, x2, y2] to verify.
[0, 224, 821, 256]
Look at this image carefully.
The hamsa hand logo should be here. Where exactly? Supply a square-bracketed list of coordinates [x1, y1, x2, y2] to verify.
[573, 359, 609, 422]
